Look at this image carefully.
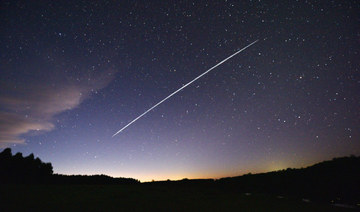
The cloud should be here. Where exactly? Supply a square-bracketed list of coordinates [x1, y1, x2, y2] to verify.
[0, 112, 54, 145]
[0, 70, 115, 147]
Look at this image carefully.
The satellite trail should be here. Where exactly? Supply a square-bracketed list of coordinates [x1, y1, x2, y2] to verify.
[113, 40, 259, 137]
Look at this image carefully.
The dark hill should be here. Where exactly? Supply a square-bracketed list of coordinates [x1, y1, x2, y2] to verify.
[144, 156, 360, 206]
[216, 156, 360, 205]
[1, 148, 358, 206]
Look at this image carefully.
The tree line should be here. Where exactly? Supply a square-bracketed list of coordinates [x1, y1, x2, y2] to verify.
[0, 148, 139, 184]
[0, 148, 53, 183]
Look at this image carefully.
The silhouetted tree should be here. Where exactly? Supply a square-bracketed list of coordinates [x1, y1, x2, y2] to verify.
[0, 148, 11, 159]
[0, 148, 53, 183]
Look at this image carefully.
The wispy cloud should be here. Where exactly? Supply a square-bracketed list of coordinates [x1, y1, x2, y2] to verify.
[0, 70, 115, 147]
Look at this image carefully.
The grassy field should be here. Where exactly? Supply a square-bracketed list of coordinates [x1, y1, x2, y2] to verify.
[1, 184, 357, 211]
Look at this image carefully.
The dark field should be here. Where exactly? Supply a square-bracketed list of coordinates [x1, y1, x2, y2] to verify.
[1, 184, 357, 212]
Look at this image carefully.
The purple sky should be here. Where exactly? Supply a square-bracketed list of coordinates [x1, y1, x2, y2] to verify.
[1, 0, 359, 181]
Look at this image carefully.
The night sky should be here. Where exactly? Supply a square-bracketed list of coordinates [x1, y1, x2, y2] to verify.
[1, 0, 359, 182]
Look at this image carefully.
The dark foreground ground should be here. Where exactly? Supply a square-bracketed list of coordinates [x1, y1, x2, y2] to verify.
[1, 184, 358, 212]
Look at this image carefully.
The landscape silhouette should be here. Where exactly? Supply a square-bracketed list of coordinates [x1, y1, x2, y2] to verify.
[1, 148, 359, 211]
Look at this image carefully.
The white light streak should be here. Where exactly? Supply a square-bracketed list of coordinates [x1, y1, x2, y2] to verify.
[113, 40, 259, 137]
